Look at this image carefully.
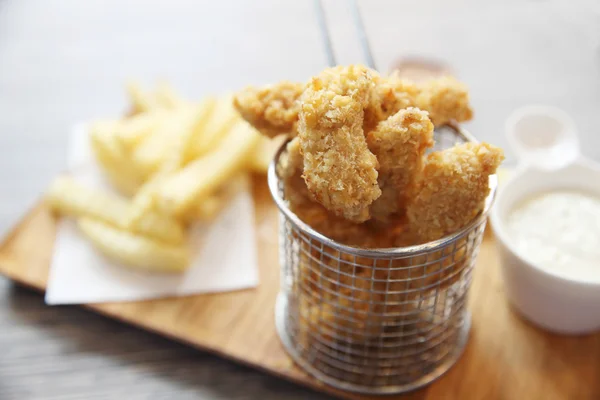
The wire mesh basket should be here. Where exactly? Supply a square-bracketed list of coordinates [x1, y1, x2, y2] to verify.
[268, 125, 498, 395]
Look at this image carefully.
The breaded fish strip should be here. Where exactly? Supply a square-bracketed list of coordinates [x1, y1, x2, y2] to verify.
[299, 66, 381, 223]
[276, 137, 384, 246]
[374, 73, 420, 121]
[415, 76, 473, 126]
[276, 137, 308, 208]
[276, 137, 303, 179]
[233, 81, 304, 138]
[307, 65, 375, 104]
[406, 142, 504, 243]
[237, 65, 383, 135]
[367, 107, 434, 221]
[314, 65, 383, 133]
[234, 72, 474, 140]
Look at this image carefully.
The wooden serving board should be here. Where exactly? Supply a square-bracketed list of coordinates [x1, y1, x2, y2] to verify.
[0, 177, 599, 400]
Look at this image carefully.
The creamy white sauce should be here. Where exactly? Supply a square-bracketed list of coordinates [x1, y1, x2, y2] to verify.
[507, 190, 600, 282]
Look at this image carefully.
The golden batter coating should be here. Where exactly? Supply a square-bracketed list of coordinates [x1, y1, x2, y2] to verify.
[415, 76, 473, 126]
[233, 81, 304, 138]
[299, 66, 381, 223]
[276, 137, 302, 180]
[276, 140, 378, 246]
[234, 72, 474, 142]
[374, 72, 420, 120]
[367, 107, 434, 221]
[405, 142, 504, 243]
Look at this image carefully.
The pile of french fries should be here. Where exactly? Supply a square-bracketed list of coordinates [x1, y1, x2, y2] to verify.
[47, 82, 283, 273]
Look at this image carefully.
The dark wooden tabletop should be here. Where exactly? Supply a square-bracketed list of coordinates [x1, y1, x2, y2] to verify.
[0, 277, 334, 399]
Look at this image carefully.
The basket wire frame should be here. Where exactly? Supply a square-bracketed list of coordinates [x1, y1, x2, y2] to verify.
[270, 126, 496, 394]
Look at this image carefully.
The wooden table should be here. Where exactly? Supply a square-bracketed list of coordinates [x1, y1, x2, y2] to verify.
[1, 1, 598, 398]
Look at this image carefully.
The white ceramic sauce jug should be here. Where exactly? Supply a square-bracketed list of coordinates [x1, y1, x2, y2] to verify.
[490, 105, 600, 334]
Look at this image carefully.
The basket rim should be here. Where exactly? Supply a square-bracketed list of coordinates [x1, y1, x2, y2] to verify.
[267, 125, 498, 258]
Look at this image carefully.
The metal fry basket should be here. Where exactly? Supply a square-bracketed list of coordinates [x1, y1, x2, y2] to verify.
[269, 126, 498, 394]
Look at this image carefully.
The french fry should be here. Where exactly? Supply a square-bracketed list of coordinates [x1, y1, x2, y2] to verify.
[127, 100, 217, 224]
[49, 83, 275, 276]
[89, 120, 121, 137]
[114, 111, 167, 151]
[131, 102, 215, 178]
[190, 95, 238, 157]
[78, 218, 189, 273]
[90, 123, 145, 196]
[47, 177, 185, 245]
[182, 174, 249, 222]
[248, 135, 286, 174]
[126, 174, 166, 228]
[160, 97, 216, 172]
[157, 121, 260, 216]
[186, 195, 222, 222]
[126, 81, 160, 114]
[131, 109, 188, 178]
[154, 81, 187, 109]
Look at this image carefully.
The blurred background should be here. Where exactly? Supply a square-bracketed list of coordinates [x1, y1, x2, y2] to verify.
[1, 0, 600, 235]
[0, 0, 599, 398]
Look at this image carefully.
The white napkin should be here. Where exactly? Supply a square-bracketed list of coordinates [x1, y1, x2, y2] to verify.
[45, 125, 259, 305]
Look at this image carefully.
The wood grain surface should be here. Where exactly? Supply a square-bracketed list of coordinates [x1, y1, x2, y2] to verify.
[1, 178, 599, 400]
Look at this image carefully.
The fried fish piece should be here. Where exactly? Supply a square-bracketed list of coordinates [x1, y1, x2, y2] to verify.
[277, 137, 303, 180]
[234, 71, 474, 141]
[367, 107, 434, 221]
[299, 66, 381, 223]
[415, 76, 473, 126]
[233, 81, 304, 138]
[304, 65, 375, 106]
[313, 65, 387, 134]
[276, 137, 311, 210]
[374, 72, 420, 120]
[405, 142, 504, 243]
[374, 74, 473, 128]
[277, 137, 372, 245]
